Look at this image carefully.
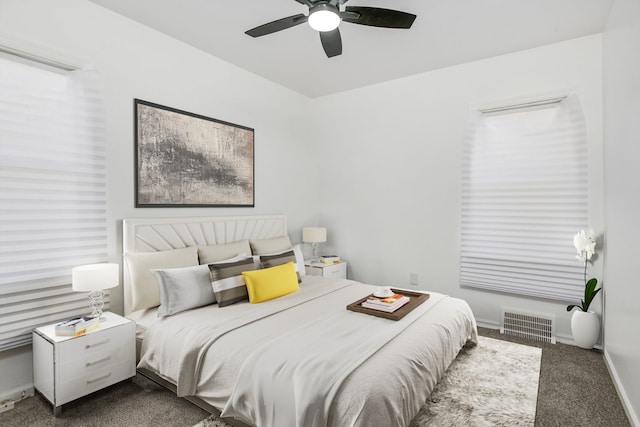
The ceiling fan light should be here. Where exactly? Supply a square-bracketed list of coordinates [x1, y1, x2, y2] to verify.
[308, 10, 340, 32]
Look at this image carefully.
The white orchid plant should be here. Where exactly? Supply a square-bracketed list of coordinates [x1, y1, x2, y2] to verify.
[566, 229, 601, 313]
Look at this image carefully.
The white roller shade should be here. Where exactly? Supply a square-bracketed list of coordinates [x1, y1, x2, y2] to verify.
[460, 95, 588, 302]
[0, 55, 107, 351]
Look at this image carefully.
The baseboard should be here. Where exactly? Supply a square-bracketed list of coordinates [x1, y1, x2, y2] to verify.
[604, 349, 640, 427]
[0, 383, 34, 406]
[475, 317, 500, 330]
[475, 318, 602, 349]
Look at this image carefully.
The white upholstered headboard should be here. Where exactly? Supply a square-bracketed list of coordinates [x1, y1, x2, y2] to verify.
[122, 215, 287, 314]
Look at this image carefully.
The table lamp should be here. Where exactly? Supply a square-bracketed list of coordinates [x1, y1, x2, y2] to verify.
[302, 227, 326, 264]
[72, 263, 119, 321]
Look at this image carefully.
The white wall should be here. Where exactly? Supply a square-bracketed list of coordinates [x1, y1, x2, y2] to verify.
[0, 0, 318, 402]
[311, 35, 604, 341]
[1, 1, 630, 420]
[603, 0, 640, 424]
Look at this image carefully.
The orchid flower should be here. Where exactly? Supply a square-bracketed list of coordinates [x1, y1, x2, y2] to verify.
[573, 229, 596, 261]
[567, 229, 601, 313]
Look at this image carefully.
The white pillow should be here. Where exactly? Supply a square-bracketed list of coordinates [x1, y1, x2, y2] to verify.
[249, 235, 292, 255]
[198, 240, 252, 265]
[124, 246, 199, 312]
[292, 244, 306, 279]
[151, 265, 215, 317]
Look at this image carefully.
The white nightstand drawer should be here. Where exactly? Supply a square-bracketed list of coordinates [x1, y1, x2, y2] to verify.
[324, 262, 347, 278]
[57, 359, 134, 404]
[58, 326, 129, 365]
[58, 339, 133, 380]
[305, 261, 347, 279]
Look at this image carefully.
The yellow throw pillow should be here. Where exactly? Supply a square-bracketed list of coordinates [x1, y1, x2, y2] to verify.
[243, 262, 299, 303]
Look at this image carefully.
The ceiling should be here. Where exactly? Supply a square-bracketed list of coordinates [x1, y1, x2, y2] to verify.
[88, 0, 613, 98]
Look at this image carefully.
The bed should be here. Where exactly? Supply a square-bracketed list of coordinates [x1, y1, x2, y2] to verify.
[122, 215, 477, 427]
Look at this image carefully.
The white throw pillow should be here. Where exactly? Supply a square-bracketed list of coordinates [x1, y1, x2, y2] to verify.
[198, 240, 252, 265]
[292, 244, 306, 279]
[249, 235, 292, 255]
[124, 246, 199, 312]
[151, 264, 216, 317]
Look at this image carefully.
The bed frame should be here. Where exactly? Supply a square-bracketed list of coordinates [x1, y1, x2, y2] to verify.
[122, 214, 287, 426]
[121, 215, 476, 427]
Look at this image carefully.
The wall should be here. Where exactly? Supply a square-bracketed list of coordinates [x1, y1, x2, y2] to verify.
[0, 1, 627, 418]
[311, 34, 604, 341]
[0, 0, 318, 402]
[603, 0, 640, 424]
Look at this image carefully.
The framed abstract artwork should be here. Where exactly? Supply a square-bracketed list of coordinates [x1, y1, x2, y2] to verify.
[134, 99, 254, 207]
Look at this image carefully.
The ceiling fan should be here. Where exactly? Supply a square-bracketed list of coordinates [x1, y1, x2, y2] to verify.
[245, 0, 417, 58]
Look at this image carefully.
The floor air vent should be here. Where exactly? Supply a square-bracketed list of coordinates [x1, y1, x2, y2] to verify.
[501, 308, 556, 344]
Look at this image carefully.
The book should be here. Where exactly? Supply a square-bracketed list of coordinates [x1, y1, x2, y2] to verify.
[362, 297, 410, 313]
[366, 293, 408, 306]
[320, 255, 341, 264]
[55, 316, 99, 337]
[362, 294, 410, 312]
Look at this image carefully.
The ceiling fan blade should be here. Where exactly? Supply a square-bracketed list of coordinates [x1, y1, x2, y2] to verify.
[319, 28, 342, 58]
[245, 14, 308, 37]
[341, 6, 416, 29]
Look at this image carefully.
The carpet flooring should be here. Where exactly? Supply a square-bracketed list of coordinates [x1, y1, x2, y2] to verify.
[0, 327, 630, 427]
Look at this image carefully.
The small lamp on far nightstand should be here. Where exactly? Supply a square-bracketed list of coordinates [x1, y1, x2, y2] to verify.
[303, 227, 326, 264]
[72, 263, 119, 321]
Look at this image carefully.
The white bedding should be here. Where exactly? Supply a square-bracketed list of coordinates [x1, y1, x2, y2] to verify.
[135, 275, 477, 427]
[127, 307, 157, 341]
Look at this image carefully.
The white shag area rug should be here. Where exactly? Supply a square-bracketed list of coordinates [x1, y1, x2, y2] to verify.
[194, 336, 541, 427]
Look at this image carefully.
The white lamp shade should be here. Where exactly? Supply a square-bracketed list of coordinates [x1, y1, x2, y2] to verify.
[72, 263, 119, 292]
[303, 227, 327, 243]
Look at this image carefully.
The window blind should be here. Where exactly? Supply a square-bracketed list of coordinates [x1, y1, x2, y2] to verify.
[0, 55, 107, 351]
[460, 95, 588, 302]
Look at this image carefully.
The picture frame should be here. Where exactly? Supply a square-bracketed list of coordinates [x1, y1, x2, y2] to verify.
[134, 99, 254, 207]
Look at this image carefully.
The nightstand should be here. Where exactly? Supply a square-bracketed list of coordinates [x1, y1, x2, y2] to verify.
[32, 311, 136, 415]
[305, 261, 348, 279]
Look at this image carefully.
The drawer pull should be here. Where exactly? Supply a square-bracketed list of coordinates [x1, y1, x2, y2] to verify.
[85, 339, 110, 349]
[86, 372, 112, 385]
[86, 356, 111, 367]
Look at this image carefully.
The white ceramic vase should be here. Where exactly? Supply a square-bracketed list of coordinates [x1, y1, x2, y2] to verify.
[571, 310, 600, 349]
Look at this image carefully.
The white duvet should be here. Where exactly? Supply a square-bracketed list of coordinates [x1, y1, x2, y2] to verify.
[137, 276, 477, 427]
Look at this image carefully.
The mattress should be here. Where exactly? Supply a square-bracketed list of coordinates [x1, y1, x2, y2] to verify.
[134, 275, 477, 427]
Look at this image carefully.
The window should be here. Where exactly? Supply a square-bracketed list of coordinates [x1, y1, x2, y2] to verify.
[460, 95, 588, 302]
[0, 53, 107, 351]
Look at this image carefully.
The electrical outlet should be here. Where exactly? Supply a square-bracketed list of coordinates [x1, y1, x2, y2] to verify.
[410, 273, 418, 286]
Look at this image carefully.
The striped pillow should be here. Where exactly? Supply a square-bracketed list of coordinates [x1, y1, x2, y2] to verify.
[209, 257, 258, 307]
[260, 250, 302, 283]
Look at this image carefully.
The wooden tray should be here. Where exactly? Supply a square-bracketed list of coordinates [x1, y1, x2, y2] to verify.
[346, 289, 430, 321]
